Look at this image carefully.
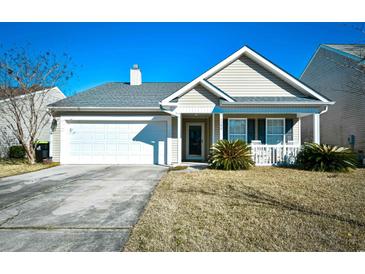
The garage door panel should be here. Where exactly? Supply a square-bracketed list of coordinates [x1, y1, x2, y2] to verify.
[65, 120, 167, 165]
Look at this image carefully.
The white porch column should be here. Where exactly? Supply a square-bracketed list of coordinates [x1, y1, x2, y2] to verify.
[211, 113, 215, 144]
[219, 113, 223, 140]
[313, 113, 320, 144]
[177, 113, 182, 163]
[298, 117, 302, 145]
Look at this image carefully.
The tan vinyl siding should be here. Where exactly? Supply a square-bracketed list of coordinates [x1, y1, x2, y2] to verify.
[208, 56, 304, 97]
[301, 47, 365, 152]
[178, 85, 219, 107]
[51, 117, 61, 162]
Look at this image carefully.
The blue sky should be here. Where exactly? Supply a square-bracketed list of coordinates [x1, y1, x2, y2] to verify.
[0, 23, 363, 96]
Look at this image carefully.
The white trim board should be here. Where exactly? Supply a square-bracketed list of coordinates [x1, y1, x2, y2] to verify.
[60, 115, 170, 122]
[220, 100, 335, 106]
[199, 80, 235, 102]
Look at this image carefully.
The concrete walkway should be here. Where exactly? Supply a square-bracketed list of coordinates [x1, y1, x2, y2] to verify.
[0, 165, 167, 251]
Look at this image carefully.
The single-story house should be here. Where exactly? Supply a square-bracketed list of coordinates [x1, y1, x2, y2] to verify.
[48, 45, 334, 166]
[300, 44, 365, 156]
[0, 87, 65, 157]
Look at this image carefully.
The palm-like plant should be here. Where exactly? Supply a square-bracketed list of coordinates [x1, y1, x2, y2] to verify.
[208, 139, 254, 170]
[296, 143, 358, 172]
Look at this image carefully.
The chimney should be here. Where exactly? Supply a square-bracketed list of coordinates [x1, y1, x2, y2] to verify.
[130, 64, 142, 85]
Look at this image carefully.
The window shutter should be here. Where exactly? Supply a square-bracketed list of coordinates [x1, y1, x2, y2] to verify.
[285, 119, 294, 143]
[258, 119, 266, 144]
[223, 119, 228, 140]
[248, 119, 255, 143]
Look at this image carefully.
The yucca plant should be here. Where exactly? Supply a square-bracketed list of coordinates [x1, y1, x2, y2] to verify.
[296, 143, 358, 172]
[208, 139, 254, 170]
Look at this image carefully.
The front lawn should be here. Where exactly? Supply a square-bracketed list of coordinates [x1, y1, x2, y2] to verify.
[124, 167, 365, 251]
[0, 159, 59, 178]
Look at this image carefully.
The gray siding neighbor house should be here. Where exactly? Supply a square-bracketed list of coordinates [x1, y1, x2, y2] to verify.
[300, 44, 365, 156]
[0, 87, 65, 157]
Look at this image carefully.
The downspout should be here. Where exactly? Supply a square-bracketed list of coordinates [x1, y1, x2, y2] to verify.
[320, 106, 328, 115]
[313, 105, 329, 145]
[159, 103, 178, 117]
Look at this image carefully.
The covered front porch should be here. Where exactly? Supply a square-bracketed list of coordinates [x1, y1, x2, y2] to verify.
[174, 110, 321, 166]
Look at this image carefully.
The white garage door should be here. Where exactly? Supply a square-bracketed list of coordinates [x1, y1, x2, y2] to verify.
[65, 121, 167, 165]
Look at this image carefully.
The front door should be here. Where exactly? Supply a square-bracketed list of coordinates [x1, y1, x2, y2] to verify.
[186, 123, 204, 160]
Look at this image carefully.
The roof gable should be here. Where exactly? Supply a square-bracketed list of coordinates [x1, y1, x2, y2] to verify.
[208, 55, 304, 97]
[161, 45, 331, 105]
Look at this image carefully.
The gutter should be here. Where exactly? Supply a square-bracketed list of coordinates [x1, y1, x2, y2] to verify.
[48, 106, 162, 112]
[158, 102, 178, 117]
[220, 100, 335, 106]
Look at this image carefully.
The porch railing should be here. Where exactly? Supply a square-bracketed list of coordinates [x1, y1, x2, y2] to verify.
[251, 144, 301, 166]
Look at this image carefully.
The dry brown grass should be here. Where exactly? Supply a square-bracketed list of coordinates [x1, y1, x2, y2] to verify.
[124, 167, 365, 251]
[0, 159, 59, 178]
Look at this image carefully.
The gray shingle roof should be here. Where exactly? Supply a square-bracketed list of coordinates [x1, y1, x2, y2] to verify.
[49, 82, 188, 108]
[324, 44, 365, 59]
[232, 96, 321, 103]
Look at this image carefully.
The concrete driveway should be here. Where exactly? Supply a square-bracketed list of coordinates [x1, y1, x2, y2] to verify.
[0, 165, 167, 251]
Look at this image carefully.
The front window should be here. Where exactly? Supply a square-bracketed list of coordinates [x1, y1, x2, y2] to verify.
[228, 119, 247, 142]
[266, 119, 285, 145]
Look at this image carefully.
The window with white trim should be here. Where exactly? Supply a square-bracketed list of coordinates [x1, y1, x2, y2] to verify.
[228, 119, 247, 142]
[266, 118, 285, 145]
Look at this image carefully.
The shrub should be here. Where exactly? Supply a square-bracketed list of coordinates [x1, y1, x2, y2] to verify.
[208, 139, 254, 170]
[296, 143, 358, 172]
[8, 145, 26, 159]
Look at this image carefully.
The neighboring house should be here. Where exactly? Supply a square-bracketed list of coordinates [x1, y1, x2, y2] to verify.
[300, 44, 365, 154]
[0, 87, 66, 157]
[48, 46, 334, 166]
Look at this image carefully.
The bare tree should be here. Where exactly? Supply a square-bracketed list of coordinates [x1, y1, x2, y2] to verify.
[0, 46, 72, 164]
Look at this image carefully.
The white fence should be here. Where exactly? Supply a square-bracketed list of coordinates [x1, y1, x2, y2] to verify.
[251, 144, 301, 166]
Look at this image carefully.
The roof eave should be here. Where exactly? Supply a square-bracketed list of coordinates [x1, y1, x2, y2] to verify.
[48, 106, 163, 112]
[220, 100, 335, 106]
